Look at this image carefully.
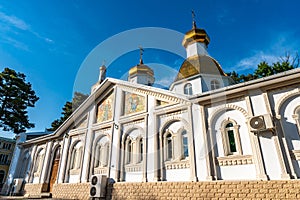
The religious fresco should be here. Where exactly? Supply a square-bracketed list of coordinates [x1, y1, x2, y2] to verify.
[97, 93, 114, 123]
[124, 92, 145, 115]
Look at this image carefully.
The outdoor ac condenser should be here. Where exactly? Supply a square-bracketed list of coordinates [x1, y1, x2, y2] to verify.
[89, 174, 107, 198]
[249, 114, 274, 132]
[13, 178, 24, 195]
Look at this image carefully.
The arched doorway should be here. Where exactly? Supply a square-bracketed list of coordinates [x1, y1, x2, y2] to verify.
[48, 147, 61, 192]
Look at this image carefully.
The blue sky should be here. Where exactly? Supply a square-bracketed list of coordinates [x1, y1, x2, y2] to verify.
[0, 0, 299, 137]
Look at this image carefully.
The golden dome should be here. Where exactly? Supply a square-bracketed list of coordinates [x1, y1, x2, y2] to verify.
[174, 55, 227, 82]
[182, 28, 210, 48]
[128, 64, 154, 77]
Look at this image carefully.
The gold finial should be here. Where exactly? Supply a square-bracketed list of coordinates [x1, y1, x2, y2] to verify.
[192, 10, 197, 29]
[139, 46, 144, 65]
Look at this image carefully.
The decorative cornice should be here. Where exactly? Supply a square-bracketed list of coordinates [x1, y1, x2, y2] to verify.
[125, 163, 142, 172]
[118, 85, 186, 104]
[275, 87, 300, 116]
[209, 104, 249, 126]
[159, 109, 188, 119]
[164, 160, 190, 170]
[94, 167, 108, 175]
[216, 155, 253, 166]
[159, 116, 192, 135]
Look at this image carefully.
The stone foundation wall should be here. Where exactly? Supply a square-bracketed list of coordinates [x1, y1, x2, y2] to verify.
[52, 183, 90, 199]
[24, 180, 300, 199]
[23, 183, 45, 197]
[107, 180, 300, 200]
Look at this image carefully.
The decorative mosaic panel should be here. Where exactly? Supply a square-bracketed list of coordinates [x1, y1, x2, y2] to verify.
[124, 92, 145, 115]
[97, 92, 114, 123]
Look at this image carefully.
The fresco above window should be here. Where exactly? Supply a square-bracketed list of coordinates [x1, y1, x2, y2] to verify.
[97, 92, 114, 123]
[124, 92, 145, 115]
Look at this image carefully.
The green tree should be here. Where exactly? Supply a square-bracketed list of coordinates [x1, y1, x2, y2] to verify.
[0, 68, 39, 134]
[47, 92, 89, 131]
[228, 53, 299, 83]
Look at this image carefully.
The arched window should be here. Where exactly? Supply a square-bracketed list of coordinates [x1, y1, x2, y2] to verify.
[184, 83, 193, 95]
[139, 138, 143, 162]
[0, 170, 5, 184]
[166, 133, 173, 160]
[70, 142, 83, 170]
[226, 123, 237, 153]
[221, 120, 242, 156]
[181, 130, 189, 158]
[34, 149, 44, 173]
[293, 106, 300, 135]
[126, 139, 133, 164]
[94, 136, 110, 168]
[211, 80, 220, 90]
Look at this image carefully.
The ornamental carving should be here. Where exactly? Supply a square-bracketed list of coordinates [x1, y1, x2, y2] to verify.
[275, 88, 300, 116]
[125, 164, 142, 172]
[216, 155, 253, 166]
[94, 167, 108, 175]
[209, 104, 249, 126]
[119, 85, 186, 104]
[164, 160, 190, 170]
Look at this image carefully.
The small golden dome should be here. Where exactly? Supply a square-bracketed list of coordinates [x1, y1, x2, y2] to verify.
[174, 55, 227, 82]
[128, 64, 154, 77]
[182, 28, 210, 48]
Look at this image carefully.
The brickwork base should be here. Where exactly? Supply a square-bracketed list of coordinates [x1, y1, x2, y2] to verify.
[52, 183, 90, 199]
[24, 180, 300, 199]
[107, 180, 300, 200]
[23, 183, 45, 197]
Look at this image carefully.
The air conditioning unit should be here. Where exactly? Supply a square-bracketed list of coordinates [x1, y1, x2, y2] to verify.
[13, 178, 24, 195]
[249, 114, 274, 132]
[90, 175, 107, 198]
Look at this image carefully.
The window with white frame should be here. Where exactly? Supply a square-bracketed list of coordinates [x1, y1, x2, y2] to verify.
[34, 149, 44, 173]
[70, 142, 83, 170]
[94, 140, 110, 168]
[124, 135, 144, 165]
[165, 132, 173, 161]
[294, 106, 300, 135]
[184, 83, 193, 95]
[211, 79, 220, 90]
[221, 119, 242, 156]
[138, 138, 143, 162]
[181, 130, 189, 159]
[125, 138, 133, 164]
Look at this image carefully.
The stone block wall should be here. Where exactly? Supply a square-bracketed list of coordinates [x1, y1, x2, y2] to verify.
[106, 180, 300, 200]
[52, 183, 90, 199]
[24, 180, 300, 199]
[23, 183, 44, 197]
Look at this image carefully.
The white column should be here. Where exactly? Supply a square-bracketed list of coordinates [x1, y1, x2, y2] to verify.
[57, 136, 70, 183]
[28, 145, 37, 183]
[40, 141, 53, 183]
[81, 107, 96, 183]
[187, 104, 198, 181]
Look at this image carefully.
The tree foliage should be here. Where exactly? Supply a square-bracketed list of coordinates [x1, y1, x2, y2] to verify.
[47, 92, 89, 131]
[228, 53, 299, 83]
[0, 68, 39, 134]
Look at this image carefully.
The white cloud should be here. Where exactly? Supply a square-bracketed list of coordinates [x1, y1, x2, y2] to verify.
[232, 32, 299, 73]
[0, 11, 54, 49]
[0, 11, 30, 30]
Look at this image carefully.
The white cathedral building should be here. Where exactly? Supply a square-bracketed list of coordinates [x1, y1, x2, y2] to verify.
[5, 20, 300, 197]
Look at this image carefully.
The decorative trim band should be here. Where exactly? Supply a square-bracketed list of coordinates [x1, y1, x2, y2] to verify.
[125, 163, 142, 172]
[216, 155, 253, 166]
[164, 160, 190, 170]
